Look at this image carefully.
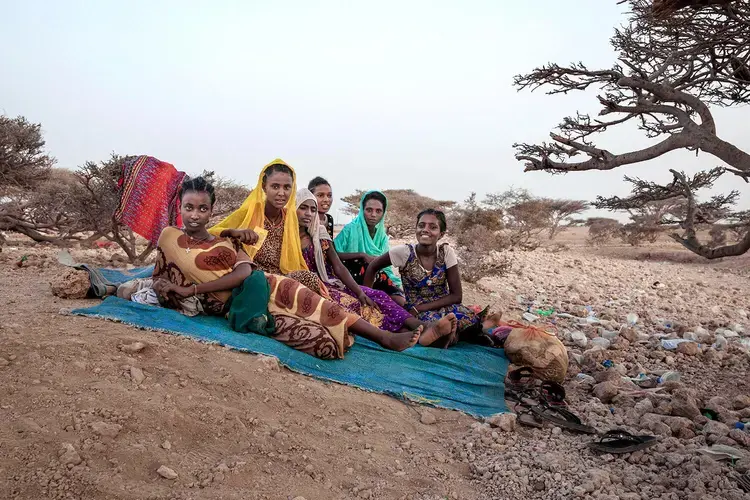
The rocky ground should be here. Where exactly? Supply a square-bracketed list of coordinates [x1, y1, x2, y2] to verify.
[1, 229, 749, 499]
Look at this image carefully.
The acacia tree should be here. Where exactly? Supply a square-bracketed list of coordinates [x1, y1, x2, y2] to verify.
[513, 0, 750, 259]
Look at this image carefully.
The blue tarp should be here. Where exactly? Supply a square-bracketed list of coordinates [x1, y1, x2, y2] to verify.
[71, 268, 509, 417]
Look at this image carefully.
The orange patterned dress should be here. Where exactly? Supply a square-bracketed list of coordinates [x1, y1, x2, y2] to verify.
[153, 227, 356, 359]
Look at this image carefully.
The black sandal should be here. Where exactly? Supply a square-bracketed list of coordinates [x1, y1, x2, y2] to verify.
[587, 430, 657, 454]
[530, 403, 597, 434]
[734, 471, 750, 493]
[539, 381, 567, 407]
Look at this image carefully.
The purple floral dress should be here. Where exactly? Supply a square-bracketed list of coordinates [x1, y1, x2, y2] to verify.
[302, 241, 411, 332]
[399, 244, 483, 333]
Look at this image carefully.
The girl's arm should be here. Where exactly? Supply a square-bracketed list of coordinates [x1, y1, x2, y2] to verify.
[325, 245, 374, 306]
[161, 250, 254, 298]
[363, 253, 391, 288]
[413, 265, 463, 313]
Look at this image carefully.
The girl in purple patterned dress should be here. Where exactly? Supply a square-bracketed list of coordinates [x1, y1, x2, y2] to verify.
[296, 189, 456, 346]
[364, 209, 485, 343]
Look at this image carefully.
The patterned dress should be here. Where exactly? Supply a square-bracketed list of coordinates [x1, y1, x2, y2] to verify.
[301, 240, 411, 332]
[153, 227, 356, 359]
[396, 243, 483, 333]
[254, 213, 325, 295]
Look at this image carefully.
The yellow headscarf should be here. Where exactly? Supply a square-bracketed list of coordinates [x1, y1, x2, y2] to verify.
[208, 159, 308, 274]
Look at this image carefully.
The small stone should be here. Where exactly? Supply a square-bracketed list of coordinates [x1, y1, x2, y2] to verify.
[161, 440, 171, 450]
[634, 398, 654, 416]
[486, 413, 517, 432]
[593, 381, 619, 404]
[571, 331, 588, 348]
[732, 395, 750, 410]
[676, 342, 699, 356]
[620, 327, 638, 343]
[59, 443, 82, 466]
[157, 465, 178, 480]
[419, 411, 437, 425]
[0, 357, 9, 367]
[130, 366, 145, 385]
[118, 341, 147, 354]
[90, 421, 122, 439]
[273, 430, 289, 440]
[702, 420, 730, 438]
[729, 428, 750, 447]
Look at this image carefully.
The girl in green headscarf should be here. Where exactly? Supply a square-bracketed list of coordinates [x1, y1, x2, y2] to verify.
[335, 191, 405, 305]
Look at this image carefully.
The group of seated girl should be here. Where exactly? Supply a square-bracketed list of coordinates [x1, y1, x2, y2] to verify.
[121, 159, 485, 359]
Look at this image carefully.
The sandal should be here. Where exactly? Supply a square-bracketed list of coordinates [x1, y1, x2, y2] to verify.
[539, 381, 567, 407]
[733, 472, 750, 493]
[588, 430, 657, 454]
[530, 403, 597, 434]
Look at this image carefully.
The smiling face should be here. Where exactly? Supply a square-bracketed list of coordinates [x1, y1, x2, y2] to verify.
[312, 183, 333, 214]
[296, 199, 317, 228]
[263, 171, 294, 209]
[363, 199, 385, 229]
[181, 191, 213, 234]
[416, 213, 443, 246]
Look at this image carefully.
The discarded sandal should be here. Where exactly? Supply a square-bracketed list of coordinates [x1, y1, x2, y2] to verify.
[539, 381, 567, 407]
[587, 430, 657, 454]
[733, 471, 750, 493]
[530, 403, 596, 434]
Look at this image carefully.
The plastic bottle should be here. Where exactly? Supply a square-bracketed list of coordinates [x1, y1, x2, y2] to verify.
[682, 332, 698, 342]
[590, 338, 611, 349]
[522, 312, 539, 323]
[626, 313, 639, 326]
[713, 335, 728, 351]
[661, 339, 692, 350]
[657, 371, 680, 384]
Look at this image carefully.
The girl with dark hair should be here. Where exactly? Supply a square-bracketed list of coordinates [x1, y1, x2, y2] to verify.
[209, 159, 325, 293]
[363, 209, 485, 344]
[296, 189, 456, 347]
[334, 190, 405, 305]
[308, 176, 335, 239]
[148, 175, 422, 359]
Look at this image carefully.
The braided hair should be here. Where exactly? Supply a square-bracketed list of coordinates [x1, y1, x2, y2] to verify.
[262, 163, 294, 185]
[180, 176, 216, 206]
[417, 208, 447, 232]
[308, 176, 330, 193]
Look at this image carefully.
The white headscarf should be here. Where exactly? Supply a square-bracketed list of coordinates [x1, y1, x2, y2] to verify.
[296, 188, 332, 283]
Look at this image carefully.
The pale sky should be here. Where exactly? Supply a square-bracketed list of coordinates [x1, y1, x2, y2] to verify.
[1, 0, 747, 223]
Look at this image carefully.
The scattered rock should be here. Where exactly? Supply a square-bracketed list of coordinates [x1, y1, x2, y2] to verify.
[593, 381, 619, 404]
[0, 357, 8, 367]
[729, 428, 750, 447]
[634, 398, 654, 416]
[732, 395, 750, 410]
[486, 413, 517, 432]
[49, 269, 90, 299]
[118, 341, 147, 354]
[59, 443, 82, 466]
[620, 327, 638, 343]
[162, 440, 171, 450]
[273, 430, 289, 440]
[90, 421, 122, 439]
[130, 366, 145, 385]
[419, 411, 437, 425]
[676, 342, 699, 356]
[157, 465, 178, 480]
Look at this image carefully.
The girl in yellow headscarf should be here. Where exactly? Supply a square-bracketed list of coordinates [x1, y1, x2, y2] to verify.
[209, 159, 324, 294]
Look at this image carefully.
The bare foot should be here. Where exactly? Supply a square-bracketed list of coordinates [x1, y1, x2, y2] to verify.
[418, 314, 456, 347]
[382, 326, 422, 351]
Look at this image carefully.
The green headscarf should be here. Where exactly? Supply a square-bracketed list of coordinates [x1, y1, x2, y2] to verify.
[334, 190, 402, 287]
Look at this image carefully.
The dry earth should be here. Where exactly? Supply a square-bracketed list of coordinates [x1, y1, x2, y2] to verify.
[1, 228, 749, 500]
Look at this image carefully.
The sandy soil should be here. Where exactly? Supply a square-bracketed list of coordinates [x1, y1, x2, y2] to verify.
[1, 228, 749, 499]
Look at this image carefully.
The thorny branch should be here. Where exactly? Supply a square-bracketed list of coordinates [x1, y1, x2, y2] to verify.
[514, 0, 750, 258]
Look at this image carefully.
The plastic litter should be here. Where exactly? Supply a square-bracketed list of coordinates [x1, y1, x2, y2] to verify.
[570, 331, 588, 348]
[590, 338, 611, 349]
[626, 313, 639, 326]
[661, 339, 692, 350]
[657, 371, 680, 384]
[713, 335, 728, 351]
[576, 373, 596, 384]
[602, 359, 614, 368]
[522, 312, 539, 323]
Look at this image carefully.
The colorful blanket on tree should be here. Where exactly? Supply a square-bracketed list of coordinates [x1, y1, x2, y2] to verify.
[114, 155, 187, 244]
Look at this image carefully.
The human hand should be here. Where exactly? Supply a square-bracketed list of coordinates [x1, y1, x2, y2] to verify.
[358, 293, 375, 308]
[221, 229, 259, 245]
[362, 253, 376, 265]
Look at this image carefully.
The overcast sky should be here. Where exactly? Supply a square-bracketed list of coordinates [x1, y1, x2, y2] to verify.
[2, 0, 747, 222]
